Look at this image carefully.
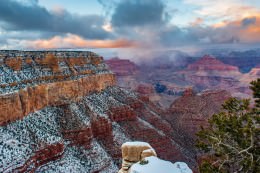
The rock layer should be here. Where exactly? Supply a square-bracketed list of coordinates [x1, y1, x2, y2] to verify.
[0, 73, 115, 125]
[0, 51, 115, 125]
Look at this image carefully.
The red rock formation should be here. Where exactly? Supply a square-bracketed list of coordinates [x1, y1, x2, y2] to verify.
[118, 119, 186, 163]
[136, 83, 154, 95]
[249, 65, 260, 76]
[106, 58, 139, 76]
[108, 105, 137, 122]
[91, 116, 112, 138]
[0, 51, 200, 172]
[168, 90, 231, 137]
[0, 74, 115, 126]
[187, 55, 239, 71]
[63, 128, 93, 147]
[4, 143, 64, 173]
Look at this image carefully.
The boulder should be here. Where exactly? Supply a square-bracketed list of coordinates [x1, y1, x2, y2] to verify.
[119, 141, 157, 173]
[121, 142, 156, 162]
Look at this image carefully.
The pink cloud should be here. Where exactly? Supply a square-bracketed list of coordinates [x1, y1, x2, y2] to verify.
[24, 34, 137, 49]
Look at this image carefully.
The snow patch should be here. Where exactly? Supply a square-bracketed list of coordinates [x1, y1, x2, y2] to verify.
[129, 156, 192, 173]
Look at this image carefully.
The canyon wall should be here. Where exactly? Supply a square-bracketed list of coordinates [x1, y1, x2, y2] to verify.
[0, 51, 115, 125]
[0, 51, 197, 173]
[0, 73, 115, 125]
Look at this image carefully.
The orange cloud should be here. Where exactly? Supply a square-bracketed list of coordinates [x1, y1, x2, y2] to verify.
[211, 14, 260, 43]
[24, 34, 137, 49]
[238, 15, 260, 43]
[190, 18, 204, 26]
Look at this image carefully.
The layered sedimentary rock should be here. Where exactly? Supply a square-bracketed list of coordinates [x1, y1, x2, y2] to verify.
[0, 51, 196, 173]
[0, 51, 115, 125]
[187, 55, 239, 71]
[0, 86, 196, 172]
[183, 55, 241, 89]
[105, 58, 139, 76]
[171, 89, 231, 133]
[165, 89, 231, 152]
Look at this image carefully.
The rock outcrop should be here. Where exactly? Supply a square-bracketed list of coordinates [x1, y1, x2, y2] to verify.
[164, 89, 231, 153]
[106, 58, 139, 76]
[183, 55, 241, 89]
[119, 142, 157, 173]
[169, 54, 255, 99]
[0, 51, 115, 125]
[118, 142, 192, 173]
[169, 89, 231, 136]
[187, 55, 239, 72]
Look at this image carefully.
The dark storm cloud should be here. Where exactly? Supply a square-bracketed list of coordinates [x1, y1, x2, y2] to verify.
[158, 24, 242, 47]
[0, 0, 111, 39]
[109, 0, 243, 47]
[241, 17, 256, 26]
[111, 0, 168, 27]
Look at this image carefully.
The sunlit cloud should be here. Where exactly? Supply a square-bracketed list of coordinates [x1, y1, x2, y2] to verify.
[190, 18, 204, 26]
[184, 0, 260, 22]
[22, 34, 137, 49]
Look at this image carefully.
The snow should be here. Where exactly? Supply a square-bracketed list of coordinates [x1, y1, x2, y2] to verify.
[142, 149, 156, 155]
[129, 156, 192, 173]
[122, 141, 152, 148]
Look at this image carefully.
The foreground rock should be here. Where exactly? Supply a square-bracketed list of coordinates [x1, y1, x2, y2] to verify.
[118, 142, 192, 173]
[130, 156, 192, 173]
[119, 142, 157, 173]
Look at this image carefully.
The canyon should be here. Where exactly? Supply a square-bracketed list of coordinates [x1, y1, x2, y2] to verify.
[0, 51, 196, 173]
[106, 55, 259, 107]
[1, 51, 258, 172]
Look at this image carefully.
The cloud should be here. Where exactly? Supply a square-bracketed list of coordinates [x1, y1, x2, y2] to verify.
[190, 18, 204, 26]
[111, 0, 169, 27]
[158, 15, 260, 47]
[0, 0, 111, 39]
[19, 34, 137, 49]
[242, 17, 256, 26]
[183, 0, 260, 21]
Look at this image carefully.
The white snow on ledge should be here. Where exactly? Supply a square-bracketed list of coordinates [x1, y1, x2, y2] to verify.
[129, 156, 192, 173]
[122, 141, 152, 148]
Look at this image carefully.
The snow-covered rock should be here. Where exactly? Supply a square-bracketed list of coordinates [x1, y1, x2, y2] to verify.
[119, 142, 157, 173]
[119, 142, 192, 173]
[129, 156, 192, 173]
[122, 141, 156, 162]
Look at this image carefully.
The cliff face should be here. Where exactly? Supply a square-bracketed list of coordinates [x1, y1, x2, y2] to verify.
[0, 51, 195, 173]
[105, 58, 139, 76]
[174, 54, 254, 98]
[0, 51, 115, 125]
[187, 55, 239, 72]
[165, 89, 231, 151]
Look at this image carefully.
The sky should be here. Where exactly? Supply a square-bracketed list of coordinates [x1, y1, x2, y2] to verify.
[0, 0, 260, 57]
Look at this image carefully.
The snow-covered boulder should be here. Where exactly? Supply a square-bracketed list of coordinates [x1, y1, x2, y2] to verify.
[129, 156, 193, 173]
[141, 148, 157, 160]
[119, 142, 157, 173]
[121, 142, 156, 162]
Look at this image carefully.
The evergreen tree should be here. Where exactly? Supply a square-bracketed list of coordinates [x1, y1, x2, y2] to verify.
[196, 79, 260, 173]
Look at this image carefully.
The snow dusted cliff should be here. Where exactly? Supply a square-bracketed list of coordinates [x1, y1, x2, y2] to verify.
[0, 51, 195, 172]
